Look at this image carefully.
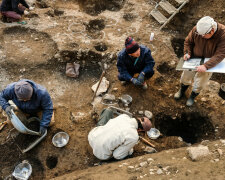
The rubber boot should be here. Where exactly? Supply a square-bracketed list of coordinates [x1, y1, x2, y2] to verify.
[174, 84, 189, 100]
[186, 91, 199, 106]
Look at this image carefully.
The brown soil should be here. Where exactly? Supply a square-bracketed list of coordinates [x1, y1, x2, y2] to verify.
[0, 0, 224, 179]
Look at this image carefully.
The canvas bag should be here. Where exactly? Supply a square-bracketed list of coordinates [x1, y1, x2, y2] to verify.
[66, 62, 80, 78]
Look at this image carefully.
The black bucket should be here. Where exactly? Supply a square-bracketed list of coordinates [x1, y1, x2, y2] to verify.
[219, 83, 225, 100]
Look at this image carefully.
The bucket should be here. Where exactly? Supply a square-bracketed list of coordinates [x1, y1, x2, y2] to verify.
[219, 83, 225, 100]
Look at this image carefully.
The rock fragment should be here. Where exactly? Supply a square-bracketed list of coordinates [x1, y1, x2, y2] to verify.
[157, 169, 163, 175]
[187, 145, 210, 161]
[144, 146, 157, 154]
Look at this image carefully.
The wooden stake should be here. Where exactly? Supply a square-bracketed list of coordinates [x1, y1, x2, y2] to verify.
[139, 136, 156, 148]
[92, 70, 105, 101]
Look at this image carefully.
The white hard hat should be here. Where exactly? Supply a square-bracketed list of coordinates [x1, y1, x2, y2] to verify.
[196, 16, 216, 35]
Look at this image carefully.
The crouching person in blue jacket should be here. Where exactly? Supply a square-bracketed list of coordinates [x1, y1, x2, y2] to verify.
[117, 37, 155, 90]
[0, 79, 53, 135]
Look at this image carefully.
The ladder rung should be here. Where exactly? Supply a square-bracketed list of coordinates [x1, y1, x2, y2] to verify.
[159, 0, 176, 14]
[175, 0, 188, 4]
[150, 9, 167, 24]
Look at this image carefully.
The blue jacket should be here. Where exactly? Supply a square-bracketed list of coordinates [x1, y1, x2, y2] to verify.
[0, 79, 53, 128]
[0, 0, 29, 14]
[117, 45, 155, 81]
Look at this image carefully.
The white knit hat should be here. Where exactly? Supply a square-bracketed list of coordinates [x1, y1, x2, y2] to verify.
[196, 16, 217, 35]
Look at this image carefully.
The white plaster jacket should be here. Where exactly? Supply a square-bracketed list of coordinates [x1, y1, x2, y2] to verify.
[88, 114, 139, 160]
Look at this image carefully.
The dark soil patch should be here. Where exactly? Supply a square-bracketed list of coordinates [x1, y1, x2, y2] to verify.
[94, 43, 108, 52]
[0, 141, 21, 170]
[86, 19, 105, 33]
[14, 120, 40, 150]
[77, 0, 125, 15]
[171, 37, 184, 58]
[154, 112, 215, 144]
[157, 62, 174, 74]
[123, 13, 136, 21]
[46, 156, 58, 169]
[211, 73, 225, 84]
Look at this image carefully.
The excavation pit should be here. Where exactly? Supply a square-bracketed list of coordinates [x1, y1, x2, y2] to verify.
[171, 37, 185, 58]
[46, 156, 58, 169]
[154, 112, 215, 144]
[86, 19, 105, 33]
[77, 0, 125, 15]
[94, 43, 108, 52]
[156, 62, 174, 74]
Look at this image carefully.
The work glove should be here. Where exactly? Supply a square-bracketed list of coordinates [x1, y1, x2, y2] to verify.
[137, 72, 145, 84]
[5, 106, 13, 118]
[131, 78, 142, 86]
[39, 126, 47, 136]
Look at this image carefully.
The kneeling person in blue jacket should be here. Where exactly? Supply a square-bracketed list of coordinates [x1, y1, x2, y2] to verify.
[0, 79, 53, 135]
[117, 37, 155, 89]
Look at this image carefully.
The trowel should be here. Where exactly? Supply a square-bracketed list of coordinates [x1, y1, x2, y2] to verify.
[9, 110, 47, 153]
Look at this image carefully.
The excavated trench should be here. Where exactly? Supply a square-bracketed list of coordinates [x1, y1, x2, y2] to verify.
[154, 112, 215, 144]
[0, 0, 224, 179]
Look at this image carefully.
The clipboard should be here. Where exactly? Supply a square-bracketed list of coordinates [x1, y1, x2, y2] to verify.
[176, 58, 225, 73]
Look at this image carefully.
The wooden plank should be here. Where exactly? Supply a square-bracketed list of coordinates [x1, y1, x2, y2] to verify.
[150, 9, 167, 24]
[159, 0, 176, 14]
[175, 0, 188, 5]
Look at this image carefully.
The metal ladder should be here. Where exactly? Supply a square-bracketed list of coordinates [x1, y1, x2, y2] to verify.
[150, 0, 189, 30]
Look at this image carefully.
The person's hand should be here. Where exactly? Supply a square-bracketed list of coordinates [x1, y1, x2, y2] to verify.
[137, 72, 145, 84]
[131, 78, 142, 86]
[39, 126, 47, 136]
[196, 65, 207, 72]
[29, 7, 34, 11]
[24, 10, 29, 15]
[5, 106, 13, 118]
[184, 53, 190, 61]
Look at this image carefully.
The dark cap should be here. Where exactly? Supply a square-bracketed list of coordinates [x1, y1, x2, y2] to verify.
[14, 81, 33, 100]
[125, 37, 140, 54]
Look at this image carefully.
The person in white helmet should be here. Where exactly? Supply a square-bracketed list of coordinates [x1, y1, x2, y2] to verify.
[174, 16, 225, 106]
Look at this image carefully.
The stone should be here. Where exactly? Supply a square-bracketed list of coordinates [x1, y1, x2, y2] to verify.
[157, 169, 163, 175]
[102, 94, 115, 101]
[91, 97, 102, 107]
[144, 110, 153, 119]
[163, 166, 170, 171]
[144, 146, 157, 154]
[138, 111, 144, 115]
[135, 167, 142, 172]
[201, 97, 207, 102]
[178, 137, 183, 141]
[112, 88, 118, 91]
[54, 53, 60, 59]
[140, 161, 148, 167]
[220, 139, 225, 145]
[91, 77, 109, 96]
[122, 163, 129, 166]
[217, 149, 223, 156]
[187, 145, 210, 161]
[149, 172, 154, 175]
[214, 159, 219, 162]
[147, 158, 154, 163]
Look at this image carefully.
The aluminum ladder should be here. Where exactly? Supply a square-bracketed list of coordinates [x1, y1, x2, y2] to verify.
[150, 0, 189, 30]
